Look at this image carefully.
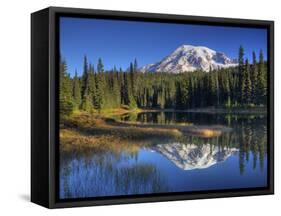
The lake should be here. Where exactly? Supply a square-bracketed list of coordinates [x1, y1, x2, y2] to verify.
[59, 111, 268, 199]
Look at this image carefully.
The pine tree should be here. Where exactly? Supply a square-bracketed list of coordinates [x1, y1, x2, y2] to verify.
[181, 78, 189, 108]
[221, 70, 231, 107]
[59, 58, 74, 115]
[81, 62, 98, 112]
[112, 69, 121, 107]
[73, 70, 81, 109]
[88, 64, 97, 107]
[95, 58, 106, 111]
[133, 58, 138, 72]
[251, 52, 258, 104]
[81, 66, 94, 112]
[238, 46, 245, 104]
[127, 63, 137, 109]
[257, 50, 267, 105]
[208, 71, 219, 106]
[81, 94, 93, 112]
[129, 62, 136, 98]
[81, 55, 89, 99]
[128, 94, 137, 109]
[175, 81, 183, 109]
[97, 58, 104, 73]
[243, 59, 252, 104]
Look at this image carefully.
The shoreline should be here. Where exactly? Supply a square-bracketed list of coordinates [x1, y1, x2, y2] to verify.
[137, 107, 267, 115]
[60, 107, 265, 152]
[96, 106, 267, 117]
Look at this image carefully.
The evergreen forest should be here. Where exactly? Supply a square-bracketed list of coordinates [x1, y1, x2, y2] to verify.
[60, 46, 267, 116]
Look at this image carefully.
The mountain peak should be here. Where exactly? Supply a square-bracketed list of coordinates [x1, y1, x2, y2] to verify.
[141, 44, 238, 73]
[176, 44, 215, 53]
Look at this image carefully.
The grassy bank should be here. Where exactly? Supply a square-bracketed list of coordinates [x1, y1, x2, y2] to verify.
[60, 110, 181, 153]
[60, 108, 232, 153]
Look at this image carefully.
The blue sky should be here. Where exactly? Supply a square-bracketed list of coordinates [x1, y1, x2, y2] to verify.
[60, 17, 267, 76]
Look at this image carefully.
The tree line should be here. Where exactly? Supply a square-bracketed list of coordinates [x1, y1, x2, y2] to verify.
[60, 46, 267, 115]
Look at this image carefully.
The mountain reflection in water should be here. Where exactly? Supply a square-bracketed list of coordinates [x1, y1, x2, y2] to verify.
[151, 143, 238, 170]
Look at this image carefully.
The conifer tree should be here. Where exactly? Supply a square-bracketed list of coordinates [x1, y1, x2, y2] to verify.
[127, 63, 137, 109]
[81, 68, 93, 112]
[257, 50, 267, 105]
[175, 81, 183, 109]
[73, 70, 81, 109]
[129, 62, 136, 98]
[87, 64, 97, 107]
[95, 58, 106, 111]
[112, 69, 121, 107]
[97, 58, 104, 73]
[238, 46, 245, 104]
[59, 58, 74, 115]
[133, 58, 138, 72]
[251, 52, 258, 104]
[81, 55, 89, 99]
[243, 59, 252, 104]
[81, 94, 93, 112]
[181, 78, 189, 108]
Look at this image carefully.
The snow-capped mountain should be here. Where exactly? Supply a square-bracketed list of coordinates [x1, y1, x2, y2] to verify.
[151, 143, 238, 170]
[141, 45, 238, 73]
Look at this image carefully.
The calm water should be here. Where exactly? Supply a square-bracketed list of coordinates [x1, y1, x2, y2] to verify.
[60, 112, 268, 199]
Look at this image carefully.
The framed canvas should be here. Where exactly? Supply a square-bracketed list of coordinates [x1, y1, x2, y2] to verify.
[31, 6, 274, 208]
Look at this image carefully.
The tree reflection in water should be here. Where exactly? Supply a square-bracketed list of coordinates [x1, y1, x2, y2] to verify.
[60, 112, 267, 198]
[60, 152, 169, 199]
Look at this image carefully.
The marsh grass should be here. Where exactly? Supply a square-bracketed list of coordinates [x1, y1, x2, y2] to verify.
[60, 160, 170, 198]
[60, 110, 230, 153]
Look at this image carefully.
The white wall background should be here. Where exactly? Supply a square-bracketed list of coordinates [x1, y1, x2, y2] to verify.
[0, 0, 279, 214]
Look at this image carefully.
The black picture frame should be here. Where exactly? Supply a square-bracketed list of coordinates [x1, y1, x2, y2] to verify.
[31, 6, 274, 208]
